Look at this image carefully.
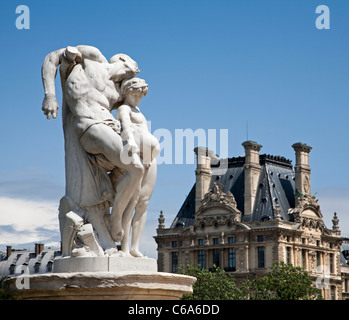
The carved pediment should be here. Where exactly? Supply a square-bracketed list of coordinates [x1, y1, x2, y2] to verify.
[202, 183, 237, 208]
[197, 183, 240, 215]
[299, 195, 323, 219]
[195, 182, 241, 225]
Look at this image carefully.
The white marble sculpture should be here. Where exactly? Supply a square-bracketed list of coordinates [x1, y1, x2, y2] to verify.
[41, 45, 159, 259]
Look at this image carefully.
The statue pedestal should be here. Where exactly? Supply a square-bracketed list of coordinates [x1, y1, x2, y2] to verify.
[53, 256, 158, 273]
[7, 271, 196, 300]
[7, 256, 196, 300]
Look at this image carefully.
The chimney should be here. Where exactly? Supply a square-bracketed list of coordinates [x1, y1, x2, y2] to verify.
[292, 142, 312, 206]
[242, 141, 262, 216]
[6, 246, 12, 259]
[194, 147, 214, 212]
[35, 243, 44, 256]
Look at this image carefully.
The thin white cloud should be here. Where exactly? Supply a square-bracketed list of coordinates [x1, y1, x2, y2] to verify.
[0, 197, 58, 231]
[0, 197, 60, 248]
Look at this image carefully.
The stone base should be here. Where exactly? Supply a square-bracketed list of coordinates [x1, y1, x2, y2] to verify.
[53, 256, 157, 273]
[7, 271, 196, 300]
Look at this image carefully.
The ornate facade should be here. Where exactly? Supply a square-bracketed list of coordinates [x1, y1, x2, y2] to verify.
[155, 141, 349, 300]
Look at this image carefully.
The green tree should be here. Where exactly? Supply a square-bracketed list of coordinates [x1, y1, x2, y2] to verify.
[179, 262, 322, 300]
[0, 276, 15, 300]
[178, 264, 245, 300]
[246, 261, 322, 300]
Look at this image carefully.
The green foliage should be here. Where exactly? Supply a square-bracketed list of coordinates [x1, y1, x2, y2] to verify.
[0, 276, 15, 300]
[179, 261, 322, 300]
[178, 264, 244, 300]
[246, 261, 322, 300]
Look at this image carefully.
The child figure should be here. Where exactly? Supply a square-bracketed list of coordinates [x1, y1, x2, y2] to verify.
[115, 77, 160, 257]
[116, 77, 160, 168]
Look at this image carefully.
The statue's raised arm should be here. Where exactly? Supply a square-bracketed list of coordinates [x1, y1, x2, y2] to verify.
[41, 45, 108, 119]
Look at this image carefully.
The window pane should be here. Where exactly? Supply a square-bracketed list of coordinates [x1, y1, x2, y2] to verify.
[316, 252, 320, 267]
[213, 249, 220, 267]
[228, 237, 235, 244]
[302, 249, 306, 268]
[228, 248, 236, 271]
[329, 254, 334, 273]
[172, 252, 178, 273]
[258, 246, 265, 268]
[331, 286, 335, 300]
[286, 247, 291, 264]
[198, 250, 205, 269]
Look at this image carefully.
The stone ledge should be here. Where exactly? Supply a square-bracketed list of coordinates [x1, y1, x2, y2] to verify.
[7, 271, 196, 300]
[53, 256, 157, 273]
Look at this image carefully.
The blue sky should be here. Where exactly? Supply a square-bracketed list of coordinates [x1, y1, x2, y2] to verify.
[0, 0, 348, 259]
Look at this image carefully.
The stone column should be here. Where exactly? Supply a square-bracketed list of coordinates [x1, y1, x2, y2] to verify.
[292, 142, 312, 207]
[242, 141, 262, 216]
[194, 147, 214, 212]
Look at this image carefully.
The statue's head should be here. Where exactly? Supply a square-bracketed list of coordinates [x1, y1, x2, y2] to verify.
[109, 54, 139, 82]
[121, 77, 148, 97]
[120, 78, 148, 107]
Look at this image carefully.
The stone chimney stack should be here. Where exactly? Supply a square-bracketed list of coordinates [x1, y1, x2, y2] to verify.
[6, 246, 12, 259]
[292, 142, 312, 206]
[35, 243, 44, 256]
[194, 147, 214, 212]
[242, 141, 262, 216]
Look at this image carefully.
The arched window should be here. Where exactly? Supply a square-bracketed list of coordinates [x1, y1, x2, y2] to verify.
[9, 264, 15, 275]
[34, 262, 40, 273]
[46, 261, 53, 272]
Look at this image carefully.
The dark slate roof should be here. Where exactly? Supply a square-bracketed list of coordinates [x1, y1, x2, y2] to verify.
[171, 154, 296, 228]
[170, 185, 196, 228]
[249, 160, 295, 223]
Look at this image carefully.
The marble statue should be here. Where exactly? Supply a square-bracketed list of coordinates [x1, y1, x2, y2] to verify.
[41, 45, 159, 259]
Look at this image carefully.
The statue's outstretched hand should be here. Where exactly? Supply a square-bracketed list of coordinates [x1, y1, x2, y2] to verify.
[42, 94, 59, 119]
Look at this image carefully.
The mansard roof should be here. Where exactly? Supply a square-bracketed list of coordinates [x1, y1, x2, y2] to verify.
[171, 154, 296, 229]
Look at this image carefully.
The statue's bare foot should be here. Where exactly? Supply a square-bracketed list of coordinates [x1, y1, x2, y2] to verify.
[119, 250, 132, 257]
[105, 248, 118, 256]
[130, 248, 144, 258]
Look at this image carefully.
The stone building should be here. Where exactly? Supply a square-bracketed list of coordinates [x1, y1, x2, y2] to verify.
[154, 141, 349, 300]
[0, 244, 61, 277]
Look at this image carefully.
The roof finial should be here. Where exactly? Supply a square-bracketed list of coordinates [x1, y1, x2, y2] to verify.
[158, 210, 165, 229]
[332, 212, 339, 231]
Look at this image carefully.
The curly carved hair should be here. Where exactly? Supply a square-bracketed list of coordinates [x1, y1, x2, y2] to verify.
[121, 77, 148, 97]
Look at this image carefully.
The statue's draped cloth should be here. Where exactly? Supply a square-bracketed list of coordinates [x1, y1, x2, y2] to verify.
[62, 97, 114, 210]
